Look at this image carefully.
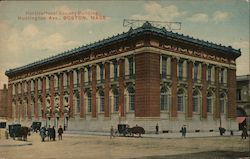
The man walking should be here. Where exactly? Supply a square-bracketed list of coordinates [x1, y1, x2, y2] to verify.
[58, 125, 63, 140]
[181, 125, 187, 138]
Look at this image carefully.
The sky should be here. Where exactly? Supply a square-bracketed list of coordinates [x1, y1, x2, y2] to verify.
[0, 0, 249, 89]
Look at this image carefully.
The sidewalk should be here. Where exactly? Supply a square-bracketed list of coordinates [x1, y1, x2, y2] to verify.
[64, 130, 243, 139]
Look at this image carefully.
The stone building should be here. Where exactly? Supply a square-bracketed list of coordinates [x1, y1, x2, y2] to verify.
[236, 75, 250, 129]
[5, 22, 241, 132]
[0, 84, 8, 119]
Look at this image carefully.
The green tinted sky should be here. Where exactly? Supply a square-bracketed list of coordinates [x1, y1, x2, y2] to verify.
[0, 0, 249, 88]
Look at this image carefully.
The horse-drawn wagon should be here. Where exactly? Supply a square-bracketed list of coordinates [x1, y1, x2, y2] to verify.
[117, 124, 145, 137]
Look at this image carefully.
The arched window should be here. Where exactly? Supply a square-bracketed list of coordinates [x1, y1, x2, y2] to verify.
[177, 88, 185, 112]
[192, 90, 199, 112]
[113, 88, 119, 112]
[219, 93, 226, 114]
[160, 87, 168, 111]
[207, 91, 213, 113]
[99, 90, 104, 112]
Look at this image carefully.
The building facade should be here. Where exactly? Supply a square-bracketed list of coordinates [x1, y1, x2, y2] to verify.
[236, 75, 250, 129]
[0, 84, 8, 119]
[5, 22, 241, 132]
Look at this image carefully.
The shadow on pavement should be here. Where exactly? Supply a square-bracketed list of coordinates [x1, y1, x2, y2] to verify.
[130, 151, 250, 159]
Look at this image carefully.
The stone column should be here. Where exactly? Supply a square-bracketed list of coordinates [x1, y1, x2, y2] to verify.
[27, 80, 31, 119]
[42, 77, 46, 119]
[50, 75, 54, 118]
[69, 71, 74, 118]
[91, 65, 97, 118]
[201, 64, 207, 118]
[104, 62, 110, 118]
[34, 78, 38, 119]
[118, 59, 125, 117]
[227, 68, 236, 118]
[187, 60, 193, 118]
[214, 67, 220, 118]
[80, 68, 85, 118]
[171, 57, 177, 118]
[8, 84, 13, 119]
[60, 73, 64, 118]
[21, 81, 25, 120]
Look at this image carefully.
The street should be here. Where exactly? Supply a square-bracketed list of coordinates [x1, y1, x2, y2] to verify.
[0, 132, 249, 159]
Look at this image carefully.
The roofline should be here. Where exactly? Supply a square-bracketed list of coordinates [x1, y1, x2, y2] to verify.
[5, 22, 241, 77]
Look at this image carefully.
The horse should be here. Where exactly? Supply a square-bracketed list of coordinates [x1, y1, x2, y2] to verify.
[127, 126, 145, 137]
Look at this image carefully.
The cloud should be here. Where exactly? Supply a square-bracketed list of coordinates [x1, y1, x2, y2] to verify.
[213, 11, 229, 22]
[131, 2, 185, 21]
[187, 13, 208, 23]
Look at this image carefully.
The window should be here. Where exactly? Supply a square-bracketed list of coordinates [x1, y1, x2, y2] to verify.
[88, 93, 92, 112]
[178, 61, 183, 80]
[177, 89, 184, 112]
[220, 68, 224, 84]
[236, 89, 241, 101]
[99, 91, 104, 112]
[76, 71, 80, 85]
[160, 90, 168, 111]
[192, 90, 199, 112]
[100, 64, 104, 82]
[194, 63, 199, 82]
[207, 66, 212, 83]
[76, 95, 80, 113]
[128, 57, 134, 78]
[128, 87, 135, 111]
[113, 89, 119, 112]
[207, 91, 213, 113]
[88, 67, 91, 83]
[162, 56, 167, 78]
[114, 62, 118, 80]
[220, 93, 225, 113]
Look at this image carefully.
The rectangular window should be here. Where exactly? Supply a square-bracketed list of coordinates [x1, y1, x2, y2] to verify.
[114, 62, 118, 80]
[162, 57, 167, 78]
[100, 65, 104, 82]
[88, 97, 92, 112]
[77, 71, 79, 85]
[193, 96, 198, 112]
[114, 95, 119, 112]
[207, 98, 212, 113]
[194, 63, 199, 82]
[76, 97, 80, 113]
[129, 94, 135, 111]
[100, 96, 104, 112]
[177, 96, 183, 111]
[236, 89, 241, 100]
[160, 94, 167, 110]
[220, 69, 224, 84]
[88, 68, 91, 83]
[128, 57, 134, 78]
[207, 66, 212, 83]
[178, 62, 183, 80]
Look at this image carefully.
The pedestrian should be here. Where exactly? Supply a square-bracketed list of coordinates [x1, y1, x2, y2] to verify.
[241, 125, 248, 140]
[181, 125, 187, 138]
[47, 125, 52, 141]
[40, 127, 46, 142]
[58, 125, 63, 140]
[155, 123, 159, 134]
[219, 126, 225, 136]
[51, 126, 56, 141]
[110, 126, 114, 139]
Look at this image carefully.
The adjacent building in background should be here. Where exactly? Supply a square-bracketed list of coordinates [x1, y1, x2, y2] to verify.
[5, 22, 241, 132]
[0, 84, 8, 119]
[236, 75, 250, 129]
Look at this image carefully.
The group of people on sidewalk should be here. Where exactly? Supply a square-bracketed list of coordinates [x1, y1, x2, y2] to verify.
[40, 125, 64, 142]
